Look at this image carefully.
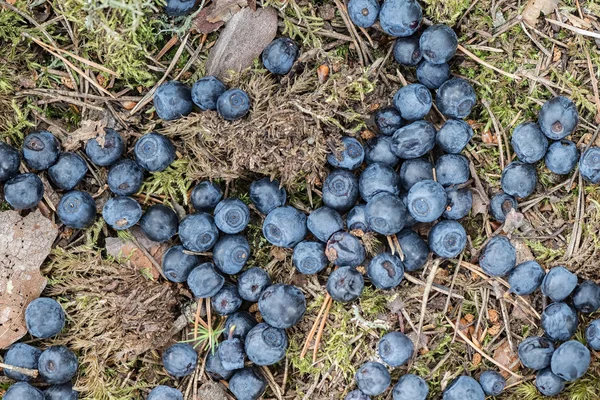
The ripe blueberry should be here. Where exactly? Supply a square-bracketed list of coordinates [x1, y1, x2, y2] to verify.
[326, 231, 366, 267]
[134, 132, 176, 172]
[359, 163, 400, 202]
[307, 206, 343, 243]
[585, 320, 600, 350]
[249, 177, 286, 215]
[107, 159, 144, 196]
[57, 190, 96, 229]
[25, 297, 65, 338]
[355, 361, 391, 396]
[345, 390, 370, 400]
[407, 180, 447, 222]
[392, 374, 428, 400]
[217, 338, 245, 370]
[4, 382, 44, 400]
[326, 266, 364, 303]
[541, 302, 578, 342]
[518, 336, 554, 370]
[323, 169, 359, 211]
[347, 204, 369, 233]
[508, 260, 545, 296]
[416, 60, 450, 89]
[579, 146, 600, 183]
[393, 84, 432, 121]
[399, 157, 433, 191]
[164, 0, 196, 16]
[328, 136, 365, 170]
[393, 34, 422, 67]
[263, 206, 307, 248]
[23, 130, 60, 170]
[379, 0, 422, 37]
[442, 376, 485, 400]
[572, 280, 600, 313]
[545, 140, 579, 175]
[85, 128, 123, 167]
[535, 368, 565, 396]
[293, 240, 328, 275]
[501, 161, 537, 198]
[206, 347, 234, 380]
[44, 382, 78, 400]
[153, 80, 193, 121]
[435, 154, 470, 187]
[140, 204, 178, 242]
[212, 283, 242, 315]
[489, 192, 517, 222]
[378, 331, 413, 367]
[390, 120, 436, 159]
[538, 96, 578, 140]
[229, 368, 266, 400]
[541, 266, 577, 302]
[102, 196, 142, 230]
[4, 173, 44, 210]
[245, 323, 288, 366]
[224, 311, 258, 340]
[0, 142, 20, 182]
[436, 78, 476, 119]
[374, 107, 403, 136]
[478, 371, 505, 396]
[550, 340, 590, 381]
[420, 24, 458, 65]
[213, 234, 250, 275]
[262, 37, 299, 75]
[48, 152, 88, 191]
[178, 212, 219, 252]
[38, 346, 78, 385]
[191, 180, 223, 211]
[479, 236, 516, 277]
[443, 186, 472, 220]
[511, 122, 548, 163]
[237, 267, 271, 302]
[258, 284, 306, 329]
[162, 245, 201, 283]
[191, 76, 226, 111]
[436, 119, 474, 154]
[162, 343, 197, 378]
[365, 136, 400, 167]
[348, 0, 380, 28]
[396, 229, 429, 271]
[367, 252, 404, 290]
[214, 198, 250, 234]
[365, 192, 408, 235]
[3, 343, 41, 381]
[147, 385, 183, 400]
[187, 262, 225, 298]
[428, 220, 467, 259]
[217, 88, 250, 121]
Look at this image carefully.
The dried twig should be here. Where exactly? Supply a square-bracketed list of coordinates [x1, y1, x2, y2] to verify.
[546, 18, 600, 39]
[457, 44, 521, 81]
[300, 294, 331, 359]
[0, 362, 38, 378]
[414, 259, 441, 355]
[313, 296, 332, 363]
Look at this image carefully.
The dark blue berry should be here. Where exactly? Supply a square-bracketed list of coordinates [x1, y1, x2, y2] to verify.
[224, 311, 257, 340]
[359, 163, 400, 202]
[479, 236, 516, 277]
[416, 60, 450, 89]
[545, 140, 579, 175]
[326, 231, 366, 267]
[508, 260, 545, 295]
[443, 186, 472, 220]
[489, 192, 517, 222]
[258, 283, 306, 329]
[4, 382, 44, 400]
[23, 130, 60, 170]
[586, 320, 600, 350]
[379, 0, 422, 37]
[162, 245, 201, 283]
[147, 385, 183, 400]
[535, 368, 565, 396]
[213, 234, 250, 274]
[348, 0, 380, 28]
[164, 0, 196, 16]
[393, 83, 432, 121]
[0, 142, 20, 182]
[206, 348, 234, 380]
[518, 336, 554, 370]
[365, 136, 400, 167]
[263, 206, 307, 248]
[327, 266, 364, 303]
[214, 198, 250, 234]
[436, 78, 476, 119]
[436, 119, 473, 154]
[191, 76, 226, 110]
[57, 190, 96, 229]
[374, 107, 403, 136]
[501, 161, 537, 198]
[365, 192, 407, 236]
[245, 323, 288, 366]
[25, 297, 65, 338]
[293, 240, 328, 274]
[134, 132, 176, 172]
[44, 382, 79, 400]
[212, 283, 242, 315]
[420, 24, 458, 65]
[154, 80, 193, 121]
[178, 212, 219, 252]
[187, 262, 225, 298]
[3, 343, 41, 381]
[428, 220, 466, 259]
[538, 96, 578, 140]
[378, 331, 413, 367]
[323, 169, 359, 211]
[407, 180, 447, 222]
[140, 204, 178, 242]
[511, 122, 548, 163]
[347, 204, 369, 232]
[579, 146, 600, 183]
[572, 280, 600, 313]
[229, 368, 266, 400]
[355, 361, 391, 396]
[393, 374, 428, 400]
[38, 346, 78, 385]
[399, 158, 433, 191]
[396, 229, 429, 271]
[551, 340, 590, 381]
[237, 267, 271, 302]
[48, 153, 88, 190]
[345, 390, 370, 400]
[217, 338, 245, 370]
[327, 136, 365, 170]
[107, 159, 144, 196]
[541, 302, 578, 342]
[162, 343, 197, 378]
[390, 120, 436, 159]
[262, 38, 299, 75]
[85, 128, 123, 167]
[367, 253, 404, 290]
[217, 89, 250, 121]
[479, 371, 505, 396]
[541, 266, 577, 302]
[442, 376, 485, 400]
[249, 178, 286, 215]
[393, 34, 422, 66]
[4, 174, 44, 210]
[436, 154, 470, 187]
[102, 196, 142, 230]
[191, 181, 223, 211]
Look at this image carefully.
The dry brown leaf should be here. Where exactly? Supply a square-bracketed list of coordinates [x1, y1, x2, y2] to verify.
[471, 188, 489, 216]
[493, 340, 520, 377]
[0, 211, 58, 349]
[63, 119, 107, 151]
[464, 313, 475, 323]
[192, 8, 225, 34]
[488, 309, 500, 323]
[61, 76, 75, 89]
[552, 47, 562, 62]
[488, 324, 502, 336]
[472, 352, 482, 367]
[105, 227, 168, 279]
[206, 0, 247, 23]
[481, 130, 498, 144]
[361, 129, 377, 140]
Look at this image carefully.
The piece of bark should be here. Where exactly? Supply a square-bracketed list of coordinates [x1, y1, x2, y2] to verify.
[0, 211, 58, 349]
[206, 7, 278, 80]
[522, 0, 559, 26]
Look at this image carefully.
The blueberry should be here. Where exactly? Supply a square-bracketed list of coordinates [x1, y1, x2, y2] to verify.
[258, 283, 306, 328]
[379, 0, 422, 37]
[365, 136, 400, 167]
[0, 142, 20, 182]
[147, 385, 183, 400]
[25, 297, 65, 338]
[478, 371, 505, 396]
[162, 245, 201, 283]
[345, 390, 370, 400]
[178, 212, 219, 252]
[347, 204, 369, 232]
[44, 382, 79, 400]
[541, 302, 578, 342]
[348, 0, 380, 28]
[396, 229, 429, 271]
[323, 169, 359, 211]
[187, 262, 225, 298]
[399, 158, 433, 191]
[442, 376, 485, 400]
[211, 283, 242, 315]
[4, 173, 44, 209]
[510, 122, 549, 163]
[518, 336, 555, 370]
[541, 266, 577, 302]
[367, 253, 404, 290]
[393, 34, 422, 67]
[374, 107, 403, 136]
[23, 130, 60, 170]
[508, 260, 545, 295]
[479, 236, 516, 277]
[3, 343, 42, 381]
[140, 204, 178, 242]
[191, 181, 223, 211]
[535, 368, 565, 396]
[217, 338, 245, 370]
[164, 0, 196, 16]
[229, 368, 266, 400]
[191, 76, 226, 110]
[585, 320, 600, 350]
[390, 120, 436, 159]
[551, 340, 590, 381]
[263, 206, 307, 248]
[217, 88, 250, 121]
[134, 132, 176, 172]
[262, 38, 299, 75]
[326, 231, 366, 267]
[237, 267, 271, 302]
[213, 234, 250, 274]
[249, 178, 286, 215]
[38, 346, 78, 385]
[153, 80, 193, 121]
[293, 241, 328, 274]
[420, 24, 458, 64]
[436, 78, 477, 119]
[307, 206, 344, 242]
[359, 163, 400, 202]
[162, 343, 197, 378]
[545, 140, 579, 175]
[245, 322, 288, 366]
[4, 382, 44, 400]
[326, 266, 364, 302]
[399, 193, 418, 227]
[579, 146, 600, 183]
[435, 154, 470, 187]
[214, 198, 250, 234]
[328, 137, 365, 170]
[107, 159, 144, 196]
[378, 331, 413, 367]
[428, 220, 467, 259]
[436, 119, 474, 154]
[501, 161, 537, 198]
[443, 186, 472, 220]
[224, 311, 258, 340]
[355, 361, 391, 396]
[416, 60, 451, 89]
[206, 347, 234, 380]
[407, 180, 447, 222]
[57, 190, 96, 229]
[489, 192, 517, 222]
[102, 196, 142, 230]
[393, 84, 432, 121]
[572, 280, 600, 313]
[365, 192, 408, 235]
[538, 96, 578, 140]
[392, 374, 428, 400]
[85, 128, 124, 167]
[48, 153, 88, 190]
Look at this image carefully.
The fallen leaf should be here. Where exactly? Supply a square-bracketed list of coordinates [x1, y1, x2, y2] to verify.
[61, 76, 75, 89]
[105, 227, 168, 279]
[472, 352, 482, 367]
[488, 309, 500, 323]
[270, 246, 287, 261]
[122, 101, 137, 110]
[493, 340, 520, 377]
[206, 0, 247, 23]
[481, 130, 498, 144]
[317, 64, 330, 84]
[488, 324, 502, 336]
[192, 8, 225, 34]
[552, 47, 562, 62]
[471, 188, 489, 216]
[63, 119, 107, 151]
[0, 211, 58, 349]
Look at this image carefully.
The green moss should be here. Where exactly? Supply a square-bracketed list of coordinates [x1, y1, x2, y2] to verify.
[422, 0, 472, 25]
[139, 159, 192, 205]
[526, 240, 565, 262]
[358, 286, 389, 318]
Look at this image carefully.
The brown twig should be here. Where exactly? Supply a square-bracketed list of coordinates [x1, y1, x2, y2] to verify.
[0, 362, 38, 378]
[457, 44, 521, 81]
[193, 298, 203, 340]
[313, 295, 333, 362]
[546, 18, 600, 39]
[300, 294, 331, 358]
[414, 259, 440, 355]
[492, 280, 515, 352]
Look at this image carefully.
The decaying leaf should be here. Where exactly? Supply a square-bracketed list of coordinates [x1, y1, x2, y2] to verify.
[493, 340, 520, 376]
[63, 119, 107, 151]
[488, 309, 500, 324]
[105, 227, 168, 279]
[192, 0, 248, 34]
[472, 352, 482, 367]
[0, 210, 58, 349]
